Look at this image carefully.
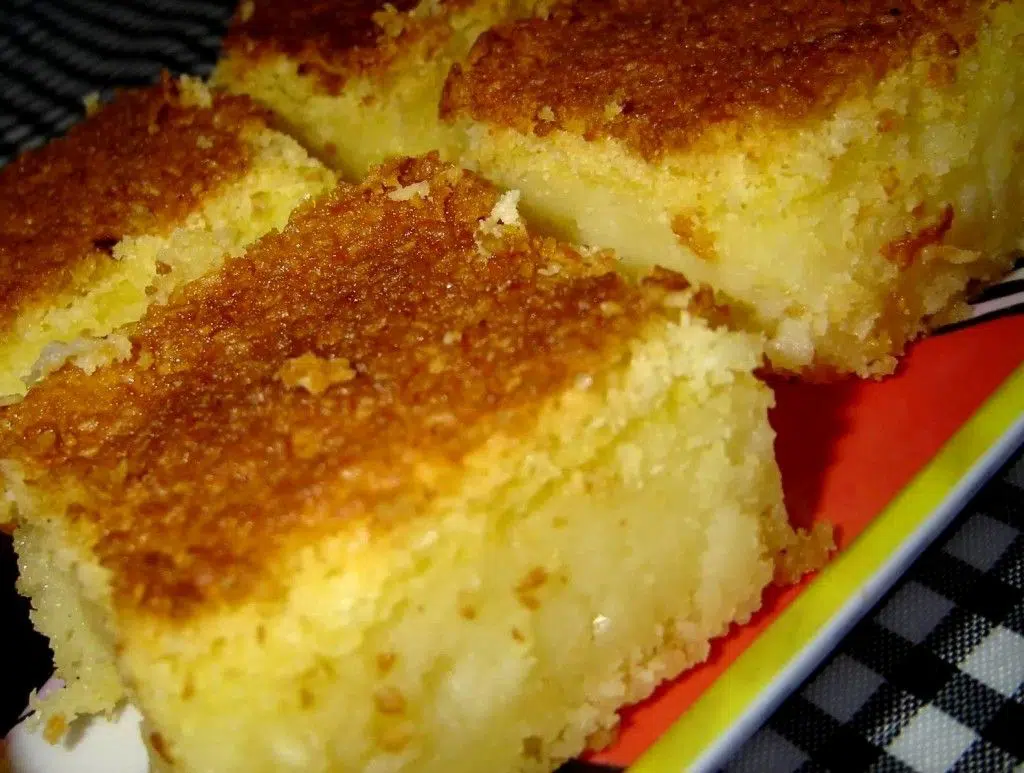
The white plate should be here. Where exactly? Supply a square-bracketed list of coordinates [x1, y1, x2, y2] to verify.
[7, 699, 147, 773]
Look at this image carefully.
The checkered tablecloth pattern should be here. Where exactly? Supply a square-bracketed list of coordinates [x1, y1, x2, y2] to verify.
[1, 2, 1023, 771]
[723, 454, 1024, 773]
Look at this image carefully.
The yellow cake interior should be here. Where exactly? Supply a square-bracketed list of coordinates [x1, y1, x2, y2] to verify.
[213, 0, 544, 180]
[453, 0, 1024, 376]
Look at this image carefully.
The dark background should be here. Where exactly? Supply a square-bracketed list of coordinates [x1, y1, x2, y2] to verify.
[1, 534, 51, 733]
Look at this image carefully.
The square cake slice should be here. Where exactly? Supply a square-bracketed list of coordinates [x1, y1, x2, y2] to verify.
[216, 0, 1024, 378]
[0, 75, 334, 402]
[441, 0, 1024, 377]
[3, 156, 823, 773]
[212, 0, 542, 180]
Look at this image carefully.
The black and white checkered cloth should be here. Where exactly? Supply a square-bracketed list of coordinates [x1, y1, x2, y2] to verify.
[724, 454, 1024, 773]
[0, 0, 230, 164]
[1, 2, 1022, 771]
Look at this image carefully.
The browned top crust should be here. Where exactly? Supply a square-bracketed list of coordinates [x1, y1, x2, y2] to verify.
[441, 0, 988, 161]
[222, 0, 458, 91]
[0, 155, 687, 619]
[0, 76, 265, 330]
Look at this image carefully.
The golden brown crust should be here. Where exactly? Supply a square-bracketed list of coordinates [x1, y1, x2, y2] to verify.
[0, 155, 689, 620]
[222, 0, 457, 92]
[441, 0, 990, 160]
[0, 75, 265, 330]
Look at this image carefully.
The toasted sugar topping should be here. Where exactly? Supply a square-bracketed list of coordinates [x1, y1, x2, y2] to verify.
[1, 155, 689, 619]
[441, 0, 987, 160]
[0, 76, 265, 329]
[223, 0, 457, 90]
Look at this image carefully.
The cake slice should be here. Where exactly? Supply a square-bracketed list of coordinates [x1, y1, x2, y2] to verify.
[212, 0, 543, 180]
[0, 74, 334, 403]
[216, 0, 1024, 377]
[441, 0, 1024, 377]
[2, 156, 824, 773]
